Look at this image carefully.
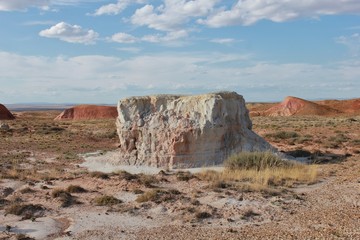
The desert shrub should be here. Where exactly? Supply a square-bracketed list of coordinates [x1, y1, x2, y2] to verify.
[351, 139, 360, 146]
[137, 174, 158, 187]
[66, 185, 87, 193]
[224, 152, 293, 171]
[94, 195, 122, 206]
[5, 203, 45, 219]
[0, 198, 10, 209]
[19, 187, 36, 194]
[51, 189, 74, 207]
[265, 131, 299, 140]
[176, 171, 195, 181]
[136, 189, 180, 203]
[115, 170, 138, 181]
[195, 211, 212, 219]
[133, 189, 144, 194]
[241, 209, 260, 220]
[90, 171, 109, 179]
[328, 133, 349, 144]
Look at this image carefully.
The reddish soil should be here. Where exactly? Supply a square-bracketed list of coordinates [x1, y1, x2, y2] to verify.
[54, 105, 118, 120]
[0, 104, 15, 120]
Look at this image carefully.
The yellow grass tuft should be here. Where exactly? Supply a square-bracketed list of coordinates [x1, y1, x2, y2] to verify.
[197, 152, 317, 189]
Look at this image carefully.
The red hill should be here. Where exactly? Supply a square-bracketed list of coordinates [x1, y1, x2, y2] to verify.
[54, 105, 118, 120]
[0, 104, 15, 120]
[263, 96, 341, 116]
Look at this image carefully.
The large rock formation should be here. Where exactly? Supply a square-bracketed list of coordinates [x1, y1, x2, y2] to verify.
[0, 104, 15, 120]
[263, 96, 340, 117]
[55, 105, 118, 120]
[116, 92, 273, 169]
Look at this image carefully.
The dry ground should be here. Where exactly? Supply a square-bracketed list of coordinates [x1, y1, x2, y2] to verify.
[0, 111, 359, 239]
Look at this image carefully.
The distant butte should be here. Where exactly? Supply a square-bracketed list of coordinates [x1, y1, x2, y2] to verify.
[54, 105, 118, 120]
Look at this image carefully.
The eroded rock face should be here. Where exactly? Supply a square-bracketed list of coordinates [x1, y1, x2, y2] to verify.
[0, 104, 15, 120]
[116, 92, 273, 169]
[54, 105, 118, 120]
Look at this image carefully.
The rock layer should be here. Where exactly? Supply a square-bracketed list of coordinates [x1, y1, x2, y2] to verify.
[0, 104, 15, 120]
[54, 105, 118, 120]
[116, 92, 273, 169]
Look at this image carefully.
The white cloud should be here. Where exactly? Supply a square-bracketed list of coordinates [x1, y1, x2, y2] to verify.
[0, 0, 49, 11]
[91, 0, 146, 16]
[109, 30, 188, 44]
[1, 50, 359, 103]
[111, 32, 139, 43]
[142, 30, 188, 43]
[336, 33, 360, 56]
[131, 0, 219, 31]
[210, 38, 235, 44]
[0, 0, 102, 11]
[39, 22, 99, 44]
[200, 0, 360, 27]
[117, 47, 142, 53]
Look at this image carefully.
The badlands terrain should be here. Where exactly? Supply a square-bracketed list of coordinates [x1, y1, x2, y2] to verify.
[0, 96, 359, 239]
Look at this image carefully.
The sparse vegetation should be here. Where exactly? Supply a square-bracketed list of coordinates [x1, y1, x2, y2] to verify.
[136, 189, 181, 203]
[195, 211, 212, 219]
[224, 151, 293, 171]
[51, 189, 75, 207]
[198, 152, 317, 188]
[90, 171, 110, 179]
[265, 131, 299, 140]
[5, 203, 45, 219]
[67, 185, 87, 193]
[176, 171, 196, 181]
[94, 195, 122, 206]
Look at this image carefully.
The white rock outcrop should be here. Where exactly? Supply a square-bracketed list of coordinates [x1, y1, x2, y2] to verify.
[116, 92, 273, 169]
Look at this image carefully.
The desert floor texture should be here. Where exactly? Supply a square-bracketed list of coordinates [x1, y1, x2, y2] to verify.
[0, 110, 359, 239]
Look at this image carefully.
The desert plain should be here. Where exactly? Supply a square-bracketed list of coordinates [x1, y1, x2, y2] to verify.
[0, 97, 359, 240]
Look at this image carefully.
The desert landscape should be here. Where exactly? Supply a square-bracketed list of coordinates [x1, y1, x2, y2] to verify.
[0, 93, 359, 240]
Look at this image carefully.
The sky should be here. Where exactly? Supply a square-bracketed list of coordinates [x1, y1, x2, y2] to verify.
[0, 0, 360, 104]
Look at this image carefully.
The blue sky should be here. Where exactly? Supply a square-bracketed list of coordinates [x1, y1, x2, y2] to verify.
[0, 0, 359, 104]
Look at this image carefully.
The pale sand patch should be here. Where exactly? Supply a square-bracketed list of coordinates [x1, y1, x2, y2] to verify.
[80, 150, 224, 174]
[0, 216, 62, 239]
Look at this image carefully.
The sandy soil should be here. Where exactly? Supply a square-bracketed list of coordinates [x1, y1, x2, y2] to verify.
[0, 112, 359, 239]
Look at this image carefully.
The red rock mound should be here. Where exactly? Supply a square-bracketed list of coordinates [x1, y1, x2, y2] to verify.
[54, 105, 118, 120]
[264, 96, 341, 116]
[316, 98, 360, 115]
[0, 104, 15, 120]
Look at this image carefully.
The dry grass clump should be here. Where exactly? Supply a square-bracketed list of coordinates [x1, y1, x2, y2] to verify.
[198, 152, 317, 188]
[136, 174, 159, 187]
[176, 171, 196, 181]
[224, 151, 293, 171]
[19, 187, 36, 194]
[195, 211, 212, 219]
[5, 203, 45, 219]
[114, 170, 138, 181]
[94, 195, 122, 206]
[66, 185, 87, 193]
[51, 189, 75, 207]
[136, 189, 181, 203]
[265, 131, 299, 140]
[90, 171, 109, 179]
